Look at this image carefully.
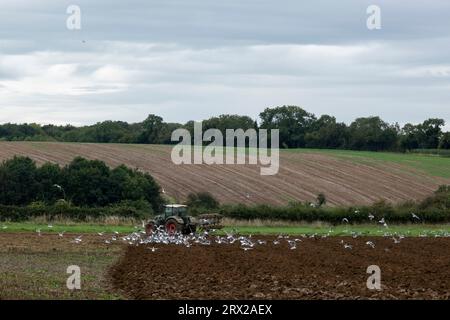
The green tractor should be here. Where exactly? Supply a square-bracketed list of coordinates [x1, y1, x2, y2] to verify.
[145, 204, 223, 235]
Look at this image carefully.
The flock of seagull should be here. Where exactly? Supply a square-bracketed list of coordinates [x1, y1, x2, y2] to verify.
[1, 211, 449, 252]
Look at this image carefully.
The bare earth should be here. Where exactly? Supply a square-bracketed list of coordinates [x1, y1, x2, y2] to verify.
[110, 236, 450, 300]
[0, 141, 447, 206]
[1, 233, 448, 300]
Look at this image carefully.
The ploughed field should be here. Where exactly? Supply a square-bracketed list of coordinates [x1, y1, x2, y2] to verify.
[1, 232, 449, 299]
[0, 141, 449, 206]
[111, 236, 450, 300]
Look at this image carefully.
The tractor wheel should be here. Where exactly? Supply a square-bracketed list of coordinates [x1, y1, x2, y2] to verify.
[145, 222, 156, 235]
[165, 219, 180, 235]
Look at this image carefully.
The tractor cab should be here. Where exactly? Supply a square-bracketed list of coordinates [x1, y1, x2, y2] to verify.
[164, 204, 187, 218]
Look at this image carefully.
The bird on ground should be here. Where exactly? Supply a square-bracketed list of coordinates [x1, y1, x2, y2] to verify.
[342, 218, 349, 223]
[147, 247, 159, 252]
[392, 237, 401, 244]
[72, 235, 82, 244]
[411, 213, 420, 220]
[287, 240, 297, 250]
[368, 214, 375, 221]
[378, 218, 388, 228]
[366, 241, 375, 248]
[104, 240, 111, 244]
[58, 231, 65, 237]
[97, 232, 104, 236]
[344, 244, 352, 250]
[36, 229, 41, 236]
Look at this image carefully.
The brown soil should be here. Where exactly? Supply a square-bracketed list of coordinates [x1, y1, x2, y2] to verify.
[0, 141, 447, 206]
[110, 236, 450, 300]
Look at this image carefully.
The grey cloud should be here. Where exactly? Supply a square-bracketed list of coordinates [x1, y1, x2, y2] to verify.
[0, 1, 449, 128]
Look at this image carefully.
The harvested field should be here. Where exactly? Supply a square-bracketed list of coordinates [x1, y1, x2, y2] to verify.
[111, 236, 450, 300]
[0, 141, 449, 206]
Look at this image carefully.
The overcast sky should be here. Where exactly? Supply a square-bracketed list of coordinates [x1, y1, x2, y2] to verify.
[0, 0, 449, 128]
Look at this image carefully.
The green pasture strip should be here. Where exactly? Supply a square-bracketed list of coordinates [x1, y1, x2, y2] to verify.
[286, 148, 450, 179]
[0, 222, 137, 234]
[221, 224, 450, 236]
[2, 222, 450, 237]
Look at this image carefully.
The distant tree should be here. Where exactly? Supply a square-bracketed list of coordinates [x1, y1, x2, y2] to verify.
[400, 123, 421, 150]
[0, 156, 39, 205]
[108, 165, 164, 212]
[92, 121, 132, 143]
[259, 106, 316, 148]
[348, 117, 399, 151]
[400, 119, 445, 150]
[62, 157, 113, 206]
[203, 114, 256, 132]
[421, 118, 445, 149]
[36, 162, 63, 204]
[305, 115, 349, 148]
[137, 114, 166, 144]
[439, 132, 450, 149]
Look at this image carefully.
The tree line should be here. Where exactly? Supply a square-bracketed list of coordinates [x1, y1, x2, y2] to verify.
[0, 106, 448, 151]
[0, 156, 164, 211]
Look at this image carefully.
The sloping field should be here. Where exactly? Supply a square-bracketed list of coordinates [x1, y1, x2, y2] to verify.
[0, 141, 449, 206]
